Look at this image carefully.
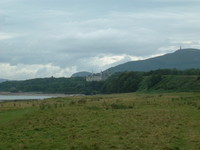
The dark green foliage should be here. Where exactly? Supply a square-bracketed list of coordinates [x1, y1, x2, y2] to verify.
[77, 99, 87, 104]
[9, 87, 18, 93]
[0, 77, 102, 94]
[110, 103, 134, 109]
[145, 68, 200, 76]
[0, 69, 200, 94]
[85, 81, 104, 95]
[197, 76, 200, 80]
[102, 72, 143, 93]
[147, 74, 162, 89]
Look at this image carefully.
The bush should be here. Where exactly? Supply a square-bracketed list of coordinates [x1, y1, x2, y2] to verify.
[110, 103, 133, 109]
[78, 99, 87, 104]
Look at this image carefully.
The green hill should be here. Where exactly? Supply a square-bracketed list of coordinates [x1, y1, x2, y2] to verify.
[101, 70, 200, 93]
[105, 48, 200, 73]
[71, 71, 92, 77]
[138, 75, 200, 92]
[0, 79, 7, 83]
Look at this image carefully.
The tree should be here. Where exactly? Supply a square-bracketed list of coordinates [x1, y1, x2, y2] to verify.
[147, 74, 162, 89]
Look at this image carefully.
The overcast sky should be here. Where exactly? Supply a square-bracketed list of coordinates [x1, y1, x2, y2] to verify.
[0, 0, 200, 80]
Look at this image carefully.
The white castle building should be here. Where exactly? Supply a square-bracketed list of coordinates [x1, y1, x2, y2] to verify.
[86, 71, 112, 82]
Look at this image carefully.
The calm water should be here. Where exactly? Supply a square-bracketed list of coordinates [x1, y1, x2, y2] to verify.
[0, 95, 55, 101]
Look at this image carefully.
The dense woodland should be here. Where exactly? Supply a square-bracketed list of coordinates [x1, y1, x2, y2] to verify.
[0, 69, 200, 94]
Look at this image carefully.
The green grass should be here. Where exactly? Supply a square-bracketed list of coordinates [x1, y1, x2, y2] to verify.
[1, 92, 200, 150]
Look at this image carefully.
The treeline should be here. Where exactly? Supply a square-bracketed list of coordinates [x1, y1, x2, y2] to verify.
[0, 69, 200, 94]
[144, 68, 200, 75]
[0, 77, 103, 94]
[102, 69, 200, 93]
[101, 72, 143, 93]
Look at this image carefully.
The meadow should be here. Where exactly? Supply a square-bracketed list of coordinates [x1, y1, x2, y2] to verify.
[0, 92, 200, 150]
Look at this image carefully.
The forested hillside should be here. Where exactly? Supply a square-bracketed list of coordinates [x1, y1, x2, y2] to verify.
[0, 77, 103, 95]
[104, 48, 200, 73]
[102, 69, 200, 93]
[0, 69, 200, 94]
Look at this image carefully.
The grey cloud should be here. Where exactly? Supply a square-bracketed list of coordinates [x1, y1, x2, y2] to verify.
[0, 0, 200, 79]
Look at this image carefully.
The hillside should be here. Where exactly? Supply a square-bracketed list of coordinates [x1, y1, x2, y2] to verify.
[105, 48, 200, 73]
[0, 77, 103, 95]
[71, 71, 92, 77]
[138, 75, 200, 92]
[0, 69, 200, 94]
[0, 77, 87, 94]
[102, 70, 200, 93]
[0, 79, 7, 83]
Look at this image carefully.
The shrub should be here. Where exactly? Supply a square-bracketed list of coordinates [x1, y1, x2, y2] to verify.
[110, 103, 133, 109]
[78, 99, 87, 104]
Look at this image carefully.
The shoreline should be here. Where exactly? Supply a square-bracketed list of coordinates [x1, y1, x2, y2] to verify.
[0, 92, 85, 102]
[0, 92, 84, 97]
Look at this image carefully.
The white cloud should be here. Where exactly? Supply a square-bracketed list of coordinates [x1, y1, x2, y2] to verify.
[0, 33, 17, 40]
[77, 53, 168, 73]
[0, 63, 77, 80]
[170, 40, 200, 49]
[42, 10, 73, 17]
[158, 46, 180, 52]
[89, 55, 128, 67]
[0, 0, 200, 79]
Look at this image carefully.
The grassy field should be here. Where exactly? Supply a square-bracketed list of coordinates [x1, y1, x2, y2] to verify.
[0, 92, 200, 150]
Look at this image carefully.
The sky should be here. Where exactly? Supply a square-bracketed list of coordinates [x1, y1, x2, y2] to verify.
[0, 0, 200, 80]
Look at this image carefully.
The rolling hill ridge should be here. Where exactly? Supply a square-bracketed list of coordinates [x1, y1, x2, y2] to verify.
[71, 71, 92, 77]
[105, 48, 200, 73]
[0, 79, 7, 83]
